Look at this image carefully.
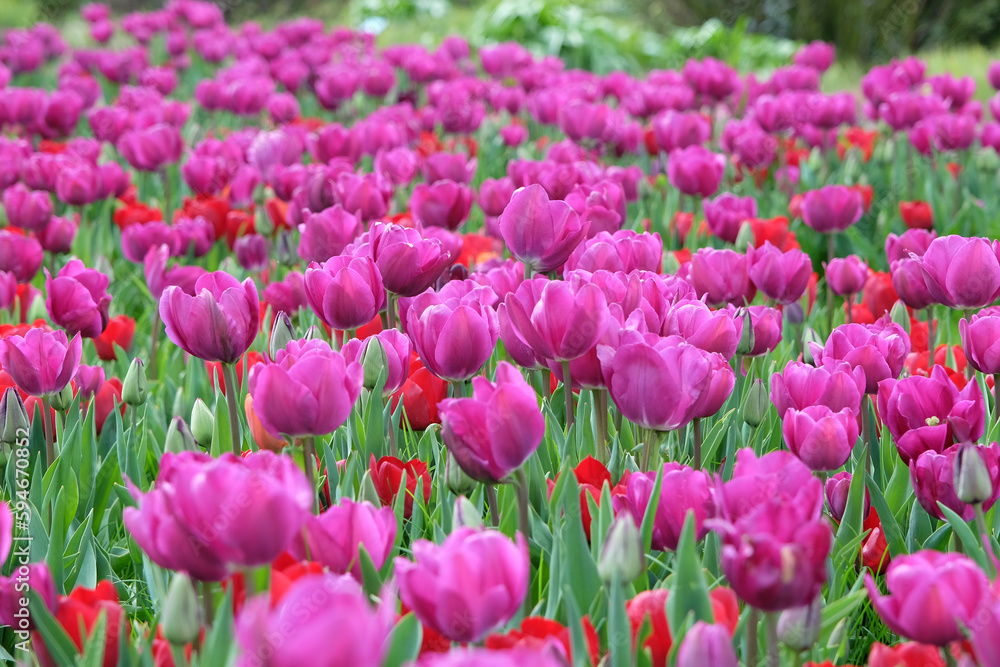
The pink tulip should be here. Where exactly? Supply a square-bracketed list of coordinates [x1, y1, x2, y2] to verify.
[666, 146, 726, 197]
[0, 327, 81, 397]
[703, 193, 757, 244]
[911, 443, 1000, 521]
[714, 448, 824, 524]
[689, 248, 755, 307]
[661, 299, 739, 358]
[117, 123, 183, 171]
[304, 256, 385, 332]
[748, 242, 812, 305]
[0, 229, 44, 283]
[289, 499, 395, 581]
[825, 472, 869, 522]
[2, 183, 52, 231]
[499, 184, 588, 273]
[782, 405, 859, 471]
[809, 319, 911, 394]
[961, 308, 1000, 375]
[407, 283, 499, 381]
[340, 329, 412, 396]
[367, 222, 453, 297]
[914, 235, 1000, 309]
[677, 622, 739, 667]
[824, 255, 868, 296]
[503, 275, 608, 362]
[613, 462, 715, 551]
[890, 258, 934, 310]
[801, 185, 863, 233]
[410, 180, 474, 230]
[44, 259, 111, 339]
[770, 360, 865, 417]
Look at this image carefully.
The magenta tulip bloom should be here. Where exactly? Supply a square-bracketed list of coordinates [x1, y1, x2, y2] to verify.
[652, 110, 712, 152]
[2, 183, 52, 231]
[439, 362, 543, 483]
[885, 228, 936, 264]
[564, 230, 662, 274]
[297, 205, 363, 264]
[715, 448, 824, 524]
[810, 320, 911, 394]
[677, 622, 739, 667]
[419, 648, 566, 667]
[367, 222, 453, 297]
[236, 573, 394, 667]
[782, 405, 859, 471]
[289, 499, 395, 581]
[748, 242, 812, 305]
[795, 40, 836, 72]
[422, 152, 477, 185]
[159, 271, 260, 364]
[55, 161, 102, 206]
[44, 259, 111, 339]
[877, 365, 985, 465]
[503, 276, 608, 362]
[915, 235, 1000, 309]
[703, 193, 757, 244]
[144, 245, 208, 300]
[824, 255, 868, 296]
[341, 329, 412, 396]
[661, 299, 739, 358]
[117, 123, 183, 171]
[666, 145, 726, 197]
[825, 472, 870, 522]
[865, 551, 990, 646]
[737, 305, 783, 356]
[911, 443, 1000, 521]
[410, 180, 474, 230]
[124, 451, 312, 580]
[612, 463, 715, 551]
[247, 339, 362, 438]
[121, 222, 174, 263]
[961, 309, 1000, 374]
[405, 283, 496, 378]
[0, 231, 43, 283]
[801, 185, 863, 233]
[890, 258, 934, 310]
[0, 328, 81, 397]
[498, 184, 588, 273]
[689, 248, 755, 307]
[304, 256, 385, 332]
[478, 177, 515, 218]
[395, 528, 529, 643]
[771, 360, 866, 418]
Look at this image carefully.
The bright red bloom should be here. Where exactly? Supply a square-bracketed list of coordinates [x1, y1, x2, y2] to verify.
[401, 603, 451, 656]
[0, 319, 49, 339]
[626, 587, 739, 667]
[862, 271, 898, 319]
[861, 507, 890, 574]
[868, 641, 945, 667]
[390, 353, 448, 431]
[224, 208, 256, 248]
[788, 193, 804, 220]
[93, 315, 136, 361]
[369, 454, 432, 518]
[415, 131, 444, 158]
[486, 616, 601, 666]
[206, 351, 266, 396]
[851, 184, 874, 211]
[747, 216, 800, 252]
[227, 551, 324, 613]
[93, 377, 124, 435]
[904, 345, 968, 389]
[291, 117, 325, 132]
[180, 194, 230, 240]
[899, 201, 933, 230]
[643, 126, 659, 155]
[113, 200, 162, 230]
[444, 135, 478, 157]
[546, 456, 625, 540]
[264, 198, 290, 232]
[946, 162, 962, 180]
[323, 314, 384, 347]
[837, 127, 876, 162]
[672, 248, 691, 266]
[38, 140, 68, 154]
[35, 581, 126, 667]
[671, 211, 694, 243]
[457, 233, 502, 269]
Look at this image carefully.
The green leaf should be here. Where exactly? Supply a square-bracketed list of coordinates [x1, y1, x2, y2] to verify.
[78, 611, 108, 667]
[666, 510, 714, 637]
[607, 574, 632, 667]
[29, 588, 78, 664]
[939, 502, 989, 571]
[358, 544, 384, 598]
[381, 613, 422, 667]
[211, 387, 230, 459]
[834, 463, 867, 556]
[46, 488, 66, 594]
[639, 466, 664, 555]
[200, 587, 236, 666]
[866, 472, 907, 558]
[562, 585, 594, 667]
[558, 473, 602, 613]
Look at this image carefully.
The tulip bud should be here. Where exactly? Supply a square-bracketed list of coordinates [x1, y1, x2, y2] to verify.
[677, 621, 738, 667]
[778, 596, 822, 651]
[165, 417, 198, 454]
[269, 312, 294, 360]
[274, 230, 296, 266]
[801, 328, 823, 365]
[784, 301, 804, 326]
[303, 325, 324, 341]
[735, 221, 756, 251]
[736, 308, 755, 355]
[122, 357, 147, 406]
[25, 292, 47, 323]
[445, 452, 477, 496]
[254, 206, 274, 237]
[172, 388, 186, 419]
[955, 443, 994, 505]
[889, 300, 910, 335]
[662, 252, 681, 275]
[359, 471, 382, 506]
[743, 379, 769, 427]
[93, 254, 115, 282]
[452, 496, 483, 531]
[0, 388, 28, 446]
[191, 398, 214, 447]
[161, 573, 201, 646]
[598, 514, 643, 584]
[360, 338, 388, 391]
[49, 383, 74, 410]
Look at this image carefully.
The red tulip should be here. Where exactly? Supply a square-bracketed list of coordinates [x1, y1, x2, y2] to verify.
[369, 454, 432, 518]
[205, 351, 265, 396]
[486, 616, 601, 666]
[92, 314, 135, 361]
[390, 353, 448, 431]
[35, 581, 126, 667]
[899, 200, 933, 229]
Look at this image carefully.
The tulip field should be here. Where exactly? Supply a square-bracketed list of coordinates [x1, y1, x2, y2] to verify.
[7, 2, 1000, 666]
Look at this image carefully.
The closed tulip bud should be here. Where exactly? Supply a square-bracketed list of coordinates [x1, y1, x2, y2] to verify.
[122, 357, 147, 406]
[801, 328, 823, 365]
[955, 443, 994, 505]
[0, 388, 28, 446]
[744, 379, 769, 427]
[269, 312, 294, 360]
[778, 596, 822, 651]
[172, 388, 185, 419]
[735, 221, 756, 251]
[165, 417, 198, 454]
[360, 337, 387, 391]
[662, 252, 681, 274]
[303, 325, 323, 341]
[736, 308, 756, 355]
[889, 300, 910, 335]
[191, 398, 214, 447]
[453, 496, 483, 531]
[360, 471, 382, 507]
[784, 301, 804, 325]
[677, 621, 738, 667]
[93, 255, 115, 283]
[598, 514, 643, 584]
[161, 573, 200, 646]
[445, 452, 477, 496]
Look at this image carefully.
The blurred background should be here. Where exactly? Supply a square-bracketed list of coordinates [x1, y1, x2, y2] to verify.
[2, 0, 1000, 89]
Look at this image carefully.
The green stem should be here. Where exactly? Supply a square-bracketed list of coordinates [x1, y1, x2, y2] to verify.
[925, 306, 935, 369]
[541, 368, 551, 402]
[149, 308, 160, 381]
[485, 484, 500, 528]
[975, 503, 997, 577]
[161, 168, 172, 217]
[826, 232, 836, 336]
[692, 418, 703, 470]
[561, 360, 574, 433]
[304, 436, 318, 514]
[640, 429, 661, 473]
[515, 467, 530, 540]
[943, 648, 958, 667]
[201, 581, 214, 628]
[41, 396, 54, 468]
[221, 363, 242, 455]
[766, 613, 779, 667]
[862, 395, 871, 474]
[386, 292, 397, 330]
[595, 389, 609, 464]
[386, 397, 397, 457]
[746, 607, 760, 667]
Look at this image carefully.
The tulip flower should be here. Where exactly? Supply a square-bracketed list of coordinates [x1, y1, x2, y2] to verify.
[865, 551, 990, 646]
[289, 499, 396, 581]
[715, 448, 824, 523]
[502, 276, 608, 362]
[406, 283, 499, 382]
[304, 255, 385, 332]
[341, 329, 412, 396]
[0, 231, 44, 283]
[782, 405, 859, 471]
[747, 242, 813, 304]
[885, 228, 936, 264]
[612, 462, 715, 551]
[661, 299, 739, 358]
[2, 183, 52, 231]
[369, 454, 432, 519]
[771, 359, 866, 417]
[499, 184, 589, 273]
[395, 528, 529, 643]
[410, 180, 474, 230]
[910, 443, 1000, 520]
[810, 319, 911, 394]
[0, 327, 81, 398]
[297, 205, 363, 264]
[117, 123, 183, 171]
[124, 451, 312, 580]
[824, 255, 868, 296]
[486, 616, 600, 666]
[34, 581, 124, 667]
[688, 248, 755, 307]
[677, 622, 738, 667]
[915, 235, 1000, 309]
[44, 259, 111, 339]
[563, 230, 662, 274]
[0, 501, 57, 628]
[961, 308, 1000, 375]
[368, 222, 453, 300]
[703, 193, 757, 244]
[666, 145, 726, 197]
[419, 648, 567, 667]
[825, 472, 870, 522]
[801, 185, 864, 233]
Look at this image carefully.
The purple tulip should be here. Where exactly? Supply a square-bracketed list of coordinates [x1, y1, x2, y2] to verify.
[771, 360, 865, 418]
[497, 279, 548, 371]
[887, 233, 937, 269]
[159, 270, 259, 364]
[714, 448, 824, 524]
[503, 276, 608, 362]
[340, 329, 412, 396]
[419, 648, 566, 667]
[961, 308, 1000, 375]
[117, 123, 183, 171]
[74, 364, 105, 400]
[422, 152, 477, 185]
[809, 319, 911, 394]
[54, 160, 102, 206]
[613, 463, 715, 551]
[0, 328, 81, 397]
[564, 180, 628, 237]
[98, 162, 129, 199]
[914, 235, 1000, 309]
[395, 528, 529, 643]
[499, 124, 528, 147]
[666, 146, 726, 198]
[564, 230, 662, 274]
[865, 551, 990, 646]
[499, 184, 588, 273]
[289, 499, 395, 581]
[297, 205, 363, 265]
[2, 183, 52, 231]
[235, 573, 394, 667]
[367, 222, 453, 297]
[304, 254, 385, 332]
[122, 222, 175, 264]
[878, 365, 985, 465]
[44, 259, 111, 339]
[703, 193, 757, 244]
[478, 177, 516, 219]
[407, 284, 499, 381]
[234, 234, 269, 272]
[801, 185, 863, 233]
[748, 242, 812, 305]
[374, 147, 419, 186]
[661, 299, 739, 358]
[410, 180, 474, 230]
[782, 405, 859, 471]
[439, 362, 543, 483]
[144, 244, 207, 300]
[470, 259, 525, 304]
[683, 57, 738, 102]
[890, 258, 935, 310]
[688, 248, 754, 308]
[911, 443, 1000, 521]
[651, 110, 711, 152]
[794, 41, 836, 72]
[0, 271, 16, 312]
[677, 622, 739, 667]
[824, 255, 868, 296]
[267, 92, 300, 124]
[182, 154, 225, 195]
[825, 472, 869, 522]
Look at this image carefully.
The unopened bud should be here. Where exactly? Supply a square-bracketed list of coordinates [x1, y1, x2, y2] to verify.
[254, 206, 274, 237]
[359, 471, 382, 506]
[743, 379, 769, 427]
[122, 357, 147, 406]
[445, 452, 477, 496]
[172, 388, 185, 419]
[889, 300, 910, 336]
[25, 293, 46, 322]
[161, 573, 200, 646]
[784, 302, 804, 326]
[165, 417, 198, 454]
[274, 231, 296, 266]
[49, 383, 74, 411]
[778, 596, 822, 651]
[361, 338, 388, 392]
[955, 443, 994, 505]
[93, 255, 115, 282]
[662, 252, 680, 275]
[452, 496, 483, 531]
[303, 325, 324, 341]
[801, 328, 823, 366]
[598, 513, 643, 584]
[0, 388, 28, 446]
[190, 398, 214, 447]
[736, 308, 755, 355]
[269, 311, 294, 359]
[735, 221, 756, 251]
